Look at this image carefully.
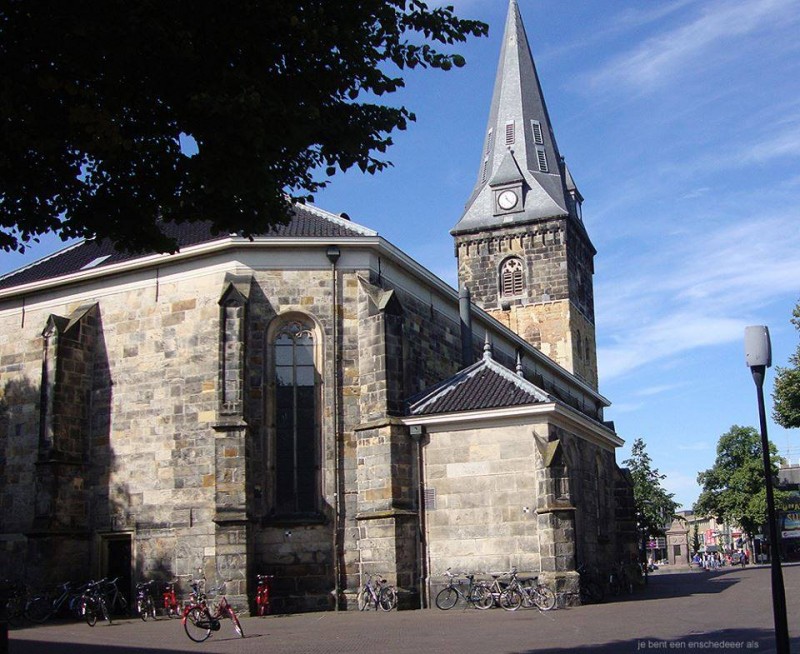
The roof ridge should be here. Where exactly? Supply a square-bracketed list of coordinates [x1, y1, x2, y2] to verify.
[407, 355, 551, 415]
[482, 355, 550, 402]
[406, 358, 486, 414]
[299, 202, 378, 237]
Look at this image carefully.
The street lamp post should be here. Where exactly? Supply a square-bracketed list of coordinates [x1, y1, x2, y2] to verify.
[744, 325, 790, 654]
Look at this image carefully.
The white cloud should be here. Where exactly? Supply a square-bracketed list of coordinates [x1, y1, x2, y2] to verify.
[597, 213, 800, 381]
[660, 469, 702, 508]
[584, 0, 800, 94]
[678, 188, 711, 201]
[604, 401, 644, 414]
[599, 314, 744, 381]
[635, 383, 687, 398]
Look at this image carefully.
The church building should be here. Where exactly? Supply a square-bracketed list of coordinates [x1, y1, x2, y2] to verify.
[0, 1, 637, 611]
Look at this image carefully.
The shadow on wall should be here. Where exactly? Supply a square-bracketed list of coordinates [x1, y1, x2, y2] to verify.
[0, 376, 40, 580]
[0, 305, 122, 592]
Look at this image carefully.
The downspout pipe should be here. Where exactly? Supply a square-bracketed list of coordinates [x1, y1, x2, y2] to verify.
[326, 246, 341, 611]
[410, 425, 428, 608]
[459, 283, 472, 368]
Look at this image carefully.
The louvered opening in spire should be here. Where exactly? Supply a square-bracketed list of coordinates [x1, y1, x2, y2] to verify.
[453, 0, 572, 235]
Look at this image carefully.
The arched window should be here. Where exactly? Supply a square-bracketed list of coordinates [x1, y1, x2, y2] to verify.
[272, 317, 319, 515]
[500, 257, 524, 297]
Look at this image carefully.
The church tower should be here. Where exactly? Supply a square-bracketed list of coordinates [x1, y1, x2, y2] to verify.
[452, 0, 598, 389]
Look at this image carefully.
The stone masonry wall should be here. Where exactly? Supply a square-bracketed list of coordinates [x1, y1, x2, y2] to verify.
[0, 273, 223, 588]
[422, 421, 543, 581]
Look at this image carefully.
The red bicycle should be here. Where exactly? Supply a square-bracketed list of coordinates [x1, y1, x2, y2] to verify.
[182, 579, 244, 643]
[255, 575, 274, 616]
[162, 580, 182, 618]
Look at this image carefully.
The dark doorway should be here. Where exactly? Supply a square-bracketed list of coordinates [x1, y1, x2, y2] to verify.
[101, 533, 132, 613]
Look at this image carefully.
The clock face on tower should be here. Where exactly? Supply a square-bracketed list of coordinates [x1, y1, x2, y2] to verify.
[497, 189, 519, 211]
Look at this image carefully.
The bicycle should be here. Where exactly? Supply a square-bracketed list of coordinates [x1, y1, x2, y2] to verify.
[255, 574, 274, 616]
[136, 580, 158, 621]
[434, 569, 493, 610]
[162, 580, 182, 618]
[25, 581, 83, 623]
[81, 580, 111, 627]
[483, 570, 524, 611]
[1, 579, 27, 628]
[608, 562, 633, 597]
[517, 575, 557, 611]
[100, 576, 129, 616]
[356, 575, 397, 612]
[577, 564, 604, 604]
[182, 579, 245, 642]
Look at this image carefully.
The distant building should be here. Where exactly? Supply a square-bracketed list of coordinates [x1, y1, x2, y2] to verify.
[677, 511, 744, 557]
[0, 1, 637, 611]
[777, 464, 800, 562]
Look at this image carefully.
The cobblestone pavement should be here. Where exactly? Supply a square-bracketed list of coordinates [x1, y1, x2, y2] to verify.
[7, 564, 800, 654]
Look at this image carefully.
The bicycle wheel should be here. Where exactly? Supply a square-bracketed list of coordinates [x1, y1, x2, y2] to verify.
[184, 607, 212, 642]
[357, 588, 370, 611]
[533, 586, 557, 611]
[228, 607, 245, 638]
[472, 585, 493, 610]
[435, 587, 458, 610]
[519, 584, 535, 608]
[85, 599, 98, 627]
[24, 597, 51, 623]
[99, 597, 111, 624]
[69, 594, 85, 618]
[499, 588, 523, 611]
[378, 586, 397, 611]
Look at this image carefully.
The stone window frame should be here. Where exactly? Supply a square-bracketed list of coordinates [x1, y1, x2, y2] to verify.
[499, 256, 525, 298]
[265, 311, 324, 520]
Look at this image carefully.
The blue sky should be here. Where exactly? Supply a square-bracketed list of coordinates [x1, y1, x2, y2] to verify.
[2, 0, 799, 509]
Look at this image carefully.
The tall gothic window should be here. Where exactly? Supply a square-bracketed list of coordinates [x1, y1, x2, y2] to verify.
[500, 257, 524, 297]
[273, 318, 319, 515]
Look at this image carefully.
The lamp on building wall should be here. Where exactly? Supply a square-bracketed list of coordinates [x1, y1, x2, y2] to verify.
[744, 325, 789, 654]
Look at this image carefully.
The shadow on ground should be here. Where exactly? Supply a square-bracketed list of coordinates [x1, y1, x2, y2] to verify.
[597, 569, 740, 604]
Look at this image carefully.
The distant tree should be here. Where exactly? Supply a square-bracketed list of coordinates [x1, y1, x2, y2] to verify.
[772, 300, 800, 429]
[0, 1, 488, 254]
[691, 524, 700, 555]
[623, 438, 678, 538]
[694, 425, 790, 540]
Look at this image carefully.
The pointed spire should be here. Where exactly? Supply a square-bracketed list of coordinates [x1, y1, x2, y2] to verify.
[483, 333, 492, 360]
[516, 352, 524, 377]
[452, 0, 576, 235]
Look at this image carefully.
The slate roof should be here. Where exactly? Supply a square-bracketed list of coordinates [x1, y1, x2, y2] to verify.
[0, 203, 374, 291]
[453, 0, 572, 236]
[407, 347, 552, 416]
